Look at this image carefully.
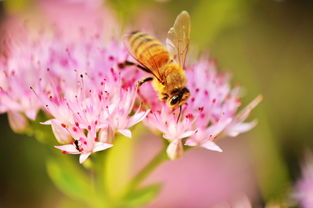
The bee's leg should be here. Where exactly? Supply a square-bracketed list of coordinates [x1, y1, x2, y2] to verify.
[136, 77, 153, 107]
[118, 60, 151, 73]
[176, 105, 182, 123]
[137, 77, 153, 87]
[118, 60, 135, 68]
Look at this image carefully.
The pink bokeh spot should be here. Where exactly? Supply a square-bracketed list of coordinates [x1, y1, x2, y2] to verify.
[133, 133, 257, 208]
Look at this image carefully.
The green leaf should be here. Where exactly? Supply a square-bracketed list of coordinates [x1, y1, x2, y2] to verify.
[46, 154, 97, 207]
[123, 184, 162, 207]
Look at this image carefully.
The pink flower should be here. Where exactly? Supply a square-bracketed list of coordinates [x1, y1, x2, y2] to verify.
[0, 20, 44, 122]
[0, 4, 148, 163]
[141, 58, 262, 159]
[101, 87, 150, 141]
[295, 152, 313, 208]
[54, 125, 113, 164]
[0, 0, 118, 122]
[145, 105, 196, 159]
[35, 40, 149, 163]
[0, 19, 52, 131]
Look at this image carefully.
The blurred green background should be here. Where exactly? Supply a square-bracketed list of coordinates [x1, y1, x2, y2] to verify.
[0, 0, 312, 207]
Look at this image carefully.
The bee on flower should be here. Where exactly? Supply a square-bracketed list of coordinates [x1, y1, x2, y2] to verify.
[123, 11, 262, 159]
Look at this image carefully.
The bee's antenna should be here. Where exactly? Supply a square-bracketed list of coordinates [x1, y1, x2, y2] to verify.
[176, 105, 182, 123]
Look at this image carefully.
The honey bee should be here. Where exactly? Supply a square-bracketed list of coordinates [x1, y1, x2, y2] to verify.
[122, 11, 191, 110]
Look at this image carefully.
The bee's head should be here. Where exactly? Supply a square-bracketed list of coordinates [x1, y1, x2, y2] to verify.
[168, 87, 190, 108]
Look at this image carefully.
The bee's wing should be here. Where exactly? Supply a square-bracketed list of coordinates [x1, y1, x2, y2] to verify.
[124, 33, 166, 83]
[166, 11, 191, 68]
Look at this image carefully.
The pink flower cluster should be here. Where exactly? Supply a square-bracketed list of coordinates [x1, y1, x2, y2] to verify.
[139, 58, 262, 159]
[0, 3, 261, 163]
[0, 18, 148, 163]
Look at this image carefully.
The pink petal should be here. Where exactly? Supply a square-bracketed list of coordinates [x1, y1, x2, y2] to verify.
[227, 120, 258, 137]
[98, 127, 114, 143]
[201, 141, 223, 152]
[128, 110, 150, 127]
[179, 130, 197, 139]
[79, 153, 91, 163]
[163, 132, 181, 141]
[236, 95, 262, 122]
[41, 120, 52, 125]
[55, 144, 80, 154]
[118, 129, 132, 138]
[25, 109, 38, 120]
[168, 122, 177, 139]
[208, 118, 232, 137]
[7, 111, 28, 133]
[184, 138, 198, 147]
[93, 142, 113, 152]
[166, 140, 184, 160]
[50, 120, 72, 144]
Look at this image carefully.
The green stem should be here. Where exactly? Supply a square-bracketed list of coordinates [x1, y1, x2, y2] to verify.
[124, 144, 168, 196]
[91, 151, 110, 208]
[133, 150, 167, 189]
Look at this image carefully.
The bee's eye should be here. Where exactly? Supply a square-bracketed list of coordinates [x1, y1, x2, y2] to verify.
[170, 95, 180, 105]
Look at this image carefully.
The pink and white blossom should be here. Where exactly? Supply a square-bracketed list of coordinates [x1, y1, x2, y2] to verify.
[54, 126, 113, 164]
[141, 58, 262, 159]
[0, 4, 148, 163]
[34, 38, 149, 163]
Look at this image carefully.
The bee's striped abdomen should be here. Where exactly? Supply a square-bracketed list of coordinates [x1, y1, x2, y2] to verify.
[127, 31, 170, 70]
